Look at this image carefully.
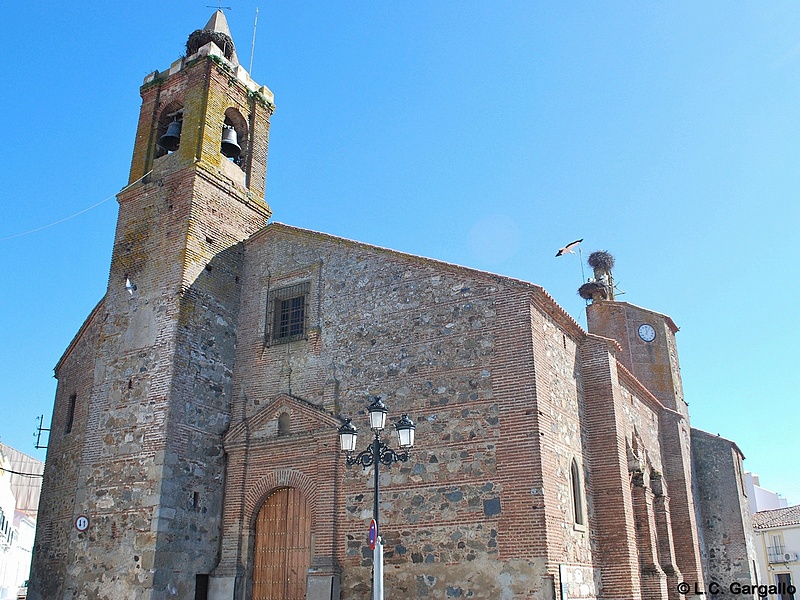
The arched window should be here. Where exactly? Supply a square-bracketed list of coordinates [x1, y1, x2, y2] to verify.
[278, 412, 290, 436]
[571, 458, 585, 526]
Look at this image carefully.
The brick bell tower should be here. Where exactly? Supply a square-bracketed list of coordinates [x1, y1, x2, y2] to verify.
[29, 12, 273, 600]
[584, 252, 706, 597]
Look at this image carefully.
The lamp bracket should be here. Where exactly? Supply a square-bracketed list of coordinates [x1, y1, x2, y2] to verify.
[345, 438, 409, 469]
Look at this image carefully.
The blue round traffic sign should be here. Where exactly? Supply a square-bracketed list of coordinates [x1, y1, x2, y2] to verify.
[75, 515, 90, 532]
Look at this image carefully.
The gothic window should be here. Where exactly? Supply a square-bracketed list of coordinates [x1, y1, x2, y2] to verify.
[571, 458, 585, 526]
[266, 283, 310, 345]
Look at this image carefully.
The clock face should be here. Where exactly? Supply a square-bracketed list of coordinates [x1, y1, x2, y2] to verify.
[638, 323, 656, 342]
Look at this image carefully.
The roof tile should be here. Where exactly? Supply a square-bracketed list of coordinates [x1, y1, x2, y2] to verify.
[753, 504, 800, 529]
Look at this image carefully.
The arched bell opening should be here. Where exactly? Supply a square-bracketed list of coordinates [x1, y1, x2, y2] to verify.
[222, 107, 248, 167]
[154, 102, 184, 158]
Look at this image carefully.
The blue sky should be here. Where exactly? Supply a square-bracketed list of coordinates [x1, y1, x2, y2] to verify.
[2, 2, 798, 503]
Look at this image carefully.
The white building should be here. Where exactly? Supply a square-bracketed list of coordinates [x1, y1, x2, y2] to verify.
[0, 445, 43, 599]
[747, 472, 790, 514]
[753, 505, 800, 600]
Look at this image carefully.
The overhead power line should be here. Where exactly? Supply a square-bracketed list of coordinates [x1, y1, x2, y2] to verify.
[1, 467, 44, 478]
[0, 170, 153, 243]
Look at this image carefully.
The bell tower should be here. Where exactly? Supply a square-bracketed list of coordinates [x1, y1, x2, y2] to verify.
[584, 253, 706, 597]
[127, 11, 273, 201]
[29, 12, 273, 600]
[112, 9, 273, 328]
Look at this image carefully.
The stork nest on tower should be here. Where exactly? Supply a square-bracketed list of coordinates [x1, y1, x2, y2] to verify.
[578, 281, 608, 301]
[587, 250, 615, 271]
[186, 29, 236, 62]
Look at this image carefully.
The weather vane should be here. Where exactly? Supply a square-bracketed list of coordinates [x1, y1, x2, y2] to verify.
[207, 2, 232, 10]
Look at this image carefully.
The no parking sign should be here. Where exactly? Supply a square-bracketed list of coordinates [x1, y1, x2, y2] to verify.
[368, 519, 377, 550]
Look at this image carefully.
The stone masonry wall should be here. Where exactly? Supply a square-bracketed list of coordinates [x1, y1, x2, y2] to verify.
[35, 161, 198, 600]
[691, 429, 758, 598]
[29, 303, 102, 600]
[218, 224, 603, 599]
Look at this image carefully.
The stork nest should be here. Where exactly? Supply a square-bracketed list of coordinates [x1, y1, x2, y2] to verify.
[578, 281, 607, 301]
[186, 29, 236, 61]
[587, 250, 615, 271]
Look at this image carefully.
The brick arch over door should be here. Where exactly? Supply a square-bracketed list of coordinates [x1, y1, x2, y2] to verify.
[252, 487, 312, 600]
[245, 469, 319, 530]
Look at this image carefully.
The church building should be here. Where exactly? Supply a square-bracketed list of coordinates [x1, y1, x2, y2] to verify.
[29, 12, 758, 600]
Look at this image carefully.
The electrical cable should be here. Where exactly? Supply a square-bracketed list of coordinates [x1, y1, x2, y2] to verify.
[0, 170, 153, 242]
[1, 468, 43, 478]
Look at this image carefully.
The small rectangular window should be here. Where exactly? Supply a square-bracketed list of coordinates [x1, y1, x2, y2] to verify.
[266, 283, 310, 345]
[65, 394, 77, 434]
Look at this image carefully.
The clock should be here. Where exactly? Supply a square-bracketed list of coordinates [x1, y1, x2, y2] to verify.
[638, 323, 656, 342]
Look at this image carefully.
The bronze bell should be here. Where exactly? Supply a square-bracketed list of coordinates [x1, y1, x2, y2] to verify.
[221, 125, 241, 159]
[158, 119, 182, 152]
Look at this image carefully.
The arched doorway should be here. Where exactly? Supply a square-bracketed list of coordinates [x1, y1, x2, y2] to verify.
[253, 487, 312, 600]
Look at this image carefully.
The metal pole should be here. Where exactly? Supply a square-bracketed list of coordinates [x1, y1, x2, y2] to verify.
[373, 434, 382, 600]
[579, 247, 586, 283]
[373, 435, 380, 532]
[249, 6, 259, 74]
[374, 537, 384, 600]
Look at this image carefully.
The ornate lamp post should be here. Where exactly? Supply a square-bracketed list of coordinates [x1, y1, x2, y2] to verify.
[338, 397, 416, 600]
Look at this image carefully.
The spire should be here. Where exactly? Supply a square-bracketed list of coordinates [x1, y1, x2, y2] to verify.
[186, 10, 239, 65]
[204, 10, 233, 36]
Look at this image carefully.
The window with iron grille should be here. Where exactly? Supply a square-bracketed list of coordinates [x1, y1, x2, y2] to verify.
[267, 282, 310, 345]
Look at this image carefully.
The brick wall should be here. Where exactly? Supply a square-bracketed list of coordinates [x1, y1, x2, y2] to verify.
[580, 335, 642, 600]
[587, 301, 706, 594]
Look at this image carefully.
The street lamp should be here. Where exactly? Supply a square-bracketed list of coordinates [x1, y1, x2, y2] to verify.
[337, 397, 416, 600]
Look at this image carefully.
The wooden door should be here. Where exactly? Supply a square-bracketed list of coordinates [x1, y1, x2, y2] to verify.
[253, 487, 312, 600]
